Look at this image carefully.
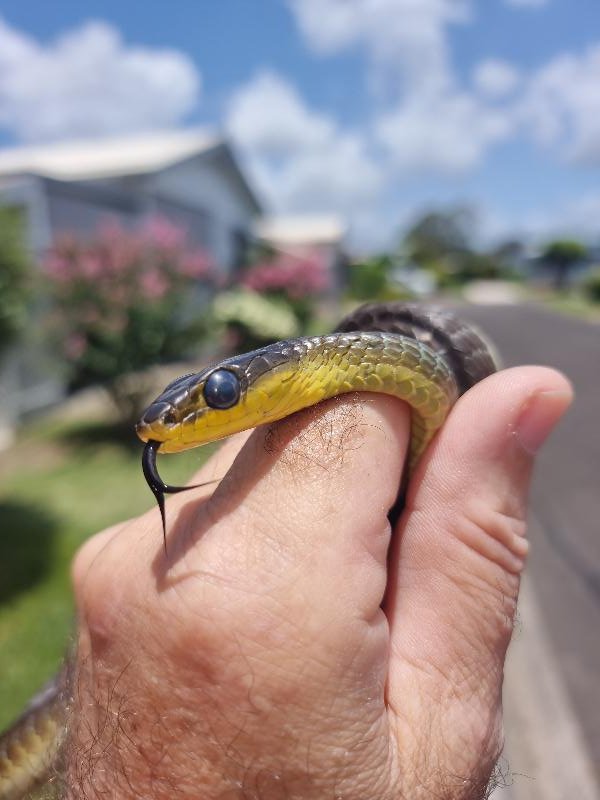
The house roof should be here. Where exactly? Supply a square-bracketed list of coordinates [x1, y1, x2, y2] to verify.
[255, 215, 346, 246]
[0, 129, 223, 181]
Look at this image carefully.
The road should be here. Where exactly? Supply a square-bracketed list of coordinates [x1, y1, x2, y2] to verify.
[453, 303, 600, 798]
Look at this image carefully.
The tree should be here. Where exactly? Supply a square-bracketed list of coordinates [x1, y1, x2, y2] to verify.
[347, 255, 392, 300]
[44, 217, 215, 422]
[492, 239, 526, 265]
[540, 239, 587, 290]
[400, 207, 484, 288]
[403, 207, 475, 265]
[0, 206, 30, 359]
[582, 267, 600, 303]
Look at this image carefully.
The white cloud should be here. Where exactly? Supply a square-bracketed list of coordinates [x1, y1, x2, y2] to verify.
[375, 90, 513, 173]
[234, 6, 599, 248]
[268, 135, 383, 211]
[0, 17, 200, 141]
[288, 1, 516, 175]
[289, 0, 600, 177]
[226, 71, 383, 223]
[226, 69, 518, 250]
[288, 0, 470, 94]
[521, 44, 600, 165]
[473, 59, 521, 97]
[226, 71, 334, 157]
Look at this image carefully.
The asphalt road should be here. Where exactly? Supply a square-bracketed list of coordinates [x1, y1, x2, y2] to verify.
[452, 303, 600, 790]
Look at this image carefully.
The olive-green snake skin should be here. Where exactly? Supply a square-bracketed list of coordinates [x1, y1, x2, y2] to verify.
[0, 302, 496, 799]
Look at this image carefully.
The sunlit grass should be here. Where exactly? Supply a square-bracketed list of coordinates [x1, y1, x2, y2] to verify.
[0, 413, 215, 731]
[536, 289, 600, 322]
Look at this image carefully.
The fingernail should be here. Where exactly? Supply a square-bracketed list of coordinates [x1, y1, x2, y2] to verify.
[516, 390, 573, 454]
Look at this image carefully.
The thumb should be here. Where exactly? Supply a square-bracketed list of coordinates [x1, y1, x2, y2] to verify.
[385, 366, 573, 787]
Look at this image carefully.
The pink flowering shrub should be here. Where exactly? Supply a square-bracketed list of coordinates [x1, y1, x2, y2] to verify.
[241, 251, 329, 299]
[44, 216, 215, 419]
[237, 249, 330, 336]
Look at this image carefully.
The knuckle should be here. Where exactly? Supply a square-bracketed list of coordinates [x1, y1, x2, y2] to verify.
[446, 497, 528, 578]
[431, 499, 526, 652]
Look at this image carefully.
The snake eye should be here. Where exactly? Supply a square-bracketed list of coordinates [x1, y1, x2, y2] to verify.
[163, 410, 177, 426]
[203, 369, 241, 410]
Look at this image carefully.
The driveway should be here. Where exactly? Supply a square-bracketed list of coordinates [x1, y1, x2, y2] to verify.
[453, 303, 600, 799]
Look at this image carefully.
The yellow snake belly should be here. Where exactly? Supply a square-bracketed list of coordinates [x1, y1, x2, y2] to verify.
[0, 674, 66, 800]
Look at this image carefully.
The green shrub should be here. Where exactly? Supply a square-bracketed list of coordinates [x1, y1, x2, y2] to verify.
[347, 255, 412, 300]
[44, 217, 214, 422]
[240, 249, 330, 334]
[540, 239, 587, 290]
[213, 250, 330, 351]
[213, 289, 300, 352]
[0, 206, 30, 357]
[583, 267, 600, 303]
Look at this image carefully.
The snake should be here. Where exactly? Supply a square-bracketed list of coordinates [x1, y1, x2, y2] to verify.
[0, 302, 496, 799]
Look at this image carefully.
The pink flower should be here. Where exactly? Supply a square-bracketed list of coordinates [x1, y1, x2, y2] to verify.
[141, 215, 186, 251]
[43, 254, 72, 282]
[140, 269, 170, 299]
[80, 254, 104, 280]
[45, 215, 225, 344]
[241, 250, 330, 298]
[181, 250, 215, 279]
[97, 223, 142, 275]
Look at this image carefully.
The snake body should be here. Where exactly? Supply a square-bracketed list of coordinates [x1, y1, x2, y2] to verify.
[0, 672, 67, 800]
[0, 302, 496, 799]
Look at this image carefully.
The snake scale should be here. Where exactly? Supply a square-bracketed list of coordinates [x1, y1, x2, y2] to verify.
[0, 302, 496, 799]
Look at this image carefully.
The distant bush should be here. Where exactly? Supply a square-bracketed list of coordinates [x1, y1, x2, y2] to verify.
[582, 267, 600, 303]
[212, 250, 329, 351]
[540, 239, 587, 290]
[44, 216, 215, 421]
[347, 256, 389, 300]
[424, 252, 519, 289]
[240, 249, 330, 332]
[347, 255, 413, 300]
[242, 250, 329, 298]
[0, 206, 30, 358]
[213, 289, 300, 352]
[400, 206, 524, 289]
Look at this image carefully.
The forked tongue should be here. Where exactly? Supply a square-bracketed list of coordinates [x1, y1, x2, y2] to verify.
[141, 440, 218, 554]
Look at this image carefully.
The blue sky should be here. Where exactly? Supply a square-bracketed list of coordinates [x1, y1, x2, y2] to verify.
[1, 0, 599, 249]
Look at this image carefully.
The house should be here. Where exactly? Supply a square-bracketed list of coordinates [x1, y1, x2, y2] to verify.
[0, 129, 261, 270]
[0, 129, 262, 444]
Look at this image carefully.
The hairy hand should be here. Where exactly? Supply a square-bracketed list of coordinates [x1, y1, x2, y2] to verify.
[68, 366, 571, 800]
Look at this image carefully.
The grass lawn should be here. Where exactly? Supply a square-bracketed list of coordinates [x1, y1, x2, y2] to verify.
[537, 289, 600, 322]
[0, 410, 215, 732]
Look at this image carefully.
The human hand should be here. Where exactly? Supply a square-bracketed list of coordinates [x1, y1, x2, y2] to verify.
[68, 366, 572, 800]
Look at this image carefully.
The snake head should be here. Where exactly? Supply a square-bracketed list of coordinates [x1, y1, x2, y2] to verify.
[136, 348, 290, 548]
[136, 344, 305, 547]
[135, 343, 299, 453]
[137, 365, 252, 550]
[135, 365, 248, 452]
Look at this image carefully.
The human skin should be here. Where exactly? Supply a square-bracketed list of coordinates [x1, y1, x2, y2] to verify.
[67, 366, 572, 800]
